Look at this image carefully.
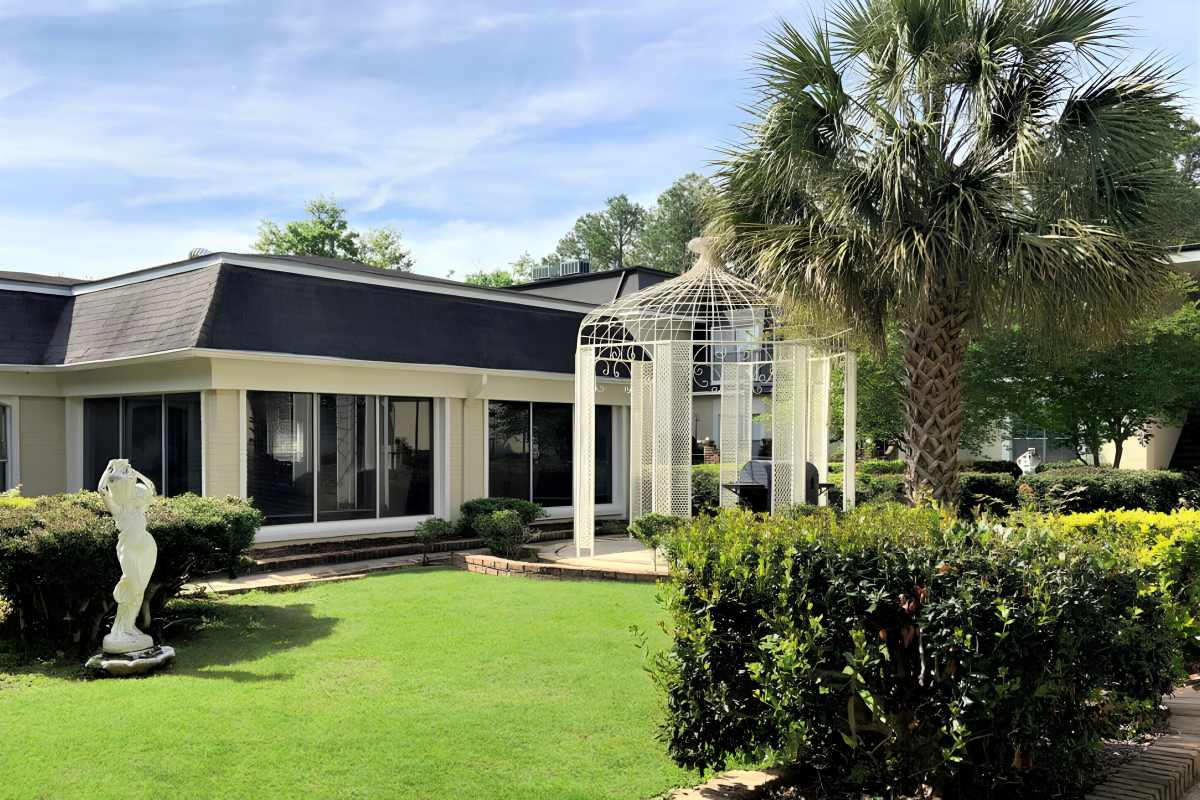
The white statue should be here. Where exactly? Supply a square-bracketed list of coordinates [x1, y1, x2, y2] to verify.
[1016, 447, 1042, 476]
[97, 458, 158, 654]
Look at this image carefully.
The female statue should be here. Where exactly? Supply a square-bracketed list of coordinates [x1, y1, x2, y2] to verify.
[97, 458, 158, 654]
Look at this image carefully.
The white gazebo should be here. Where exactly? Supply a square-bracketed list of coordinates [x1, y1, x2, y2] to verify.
[572, 238, 857, 557]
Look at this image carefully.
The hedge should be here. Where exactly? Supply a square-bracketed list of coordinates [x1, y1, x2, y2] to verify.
[963, 459, 1023, 480]
[653, 506, 1179, 797]
[1017, 468, 1193, 512]
[691, 464, 720, 515]
[0, 492, 261, 649]
[458, 497, 545, 535]
[1051, 509, 1200, 659]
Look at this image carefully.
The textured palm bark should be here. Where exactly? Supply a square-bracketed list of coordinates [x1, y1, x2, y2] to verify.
[900, 300, 968, 508]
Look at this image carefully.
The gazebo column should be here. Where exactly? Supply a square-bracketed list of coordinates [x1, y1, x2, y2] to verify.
[573, 347, 596, 557]
[651, 341, 693, 517]
[842, 352, 857, 511]
[810, 355, 832, 506]
[719, 356, 753, 509]
[771, 342, 810, 511]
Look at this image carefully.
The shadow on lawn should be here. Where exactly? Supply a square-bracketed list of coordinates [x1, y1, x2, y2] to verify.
[0, 598, 338, 682]
[163, 598, 339, 683]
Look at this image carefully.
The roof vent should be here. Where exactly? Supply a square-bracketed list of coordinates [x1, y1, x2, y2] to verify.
[189, 247, 212, 259]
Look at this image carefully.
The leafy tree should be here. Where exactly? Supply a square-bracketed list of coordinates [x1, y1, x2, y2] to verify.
[463, 252, 536, 287]
[1140, 117, 1200, 246]
[638, 173, 718, 273]
[358, 226, 414, 271]
[716, 2, 1180, 504]
[553, 195, 647, 271]
[967, 300, 1200, 467]
[464, 270, 515, 288]
[253, 197, 413, 271]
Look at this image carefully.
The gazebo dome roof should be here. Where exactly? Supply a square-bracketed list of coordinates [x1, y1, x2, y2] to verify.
[578, 238, 782, 348]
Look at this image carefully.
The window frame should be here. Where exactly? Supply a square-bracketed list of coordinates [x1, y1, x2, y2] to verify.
[245, 391, 445, 537]
[81, 393, 203, 496]
[0, 398, 16, 492]
[484, 399, 622, 518]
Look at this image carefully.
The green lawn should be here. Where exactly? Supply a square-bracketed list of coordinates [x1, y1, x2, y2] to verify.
[0, 570, 695, 800]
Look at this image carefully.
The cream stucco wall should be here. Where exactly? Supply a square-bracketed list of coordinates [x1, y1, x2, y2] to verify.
[17, 396, 66, 495]
[204, 389, 241, 497]
[1099, 424, 1182, 470]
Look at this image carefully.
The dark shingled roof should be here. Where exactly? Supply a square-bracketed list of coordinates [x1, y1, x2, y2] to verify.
[508, 266, 675, 304]
[0, 270, 84, 287]
[0, 255, 591, 372]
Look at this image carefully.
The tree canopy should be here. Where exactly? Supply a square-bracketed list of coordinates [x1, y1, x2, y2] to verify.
[716, 0, 1183, 503]
[253, 197, 414, 271]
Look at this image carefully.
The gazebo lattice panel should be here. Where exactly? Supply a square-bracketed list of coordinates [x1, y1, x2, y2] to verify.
[572, 238, 856, 557]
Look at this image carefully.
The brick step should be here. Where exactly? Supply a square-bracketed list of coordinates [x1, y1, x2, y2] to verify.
[240, 526, 574, 576]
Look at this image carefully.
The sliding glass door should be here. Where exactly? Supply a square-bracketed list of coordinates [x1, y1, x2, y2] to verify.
[247, 391, 438, 526]
[487, 401, 615, 507]
[82, 393, 203, 496]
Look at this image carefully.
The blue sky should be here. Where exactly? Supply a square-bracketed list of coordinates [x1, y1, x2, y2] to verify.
[0, 0, 1196, 281]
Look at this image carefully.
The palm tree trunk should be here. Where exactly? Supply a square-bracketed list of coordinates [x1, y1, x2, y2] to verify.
[900, 299, 967, 508]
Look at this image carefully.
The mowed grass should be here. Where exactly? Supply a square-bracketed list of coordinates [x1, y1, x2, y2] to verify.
[0, 569, 695, 800]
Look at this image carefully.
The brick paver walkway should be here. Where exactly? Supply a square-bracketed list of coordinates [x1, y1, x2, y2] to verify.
[1088, 682, 1200, 800]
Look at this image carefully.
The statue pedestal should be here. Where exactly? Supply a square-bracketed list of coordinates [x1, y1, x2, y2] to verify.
[85, 645, 175, 677]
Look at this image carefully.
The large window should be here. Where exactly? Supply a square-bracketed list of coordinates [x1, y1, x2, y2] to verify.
[246, 392, 313, 526]
[83, 394, 202, 496]
[487, 401, 614, 506]
[381, 397, 435, 518]
[247, 392, 437, 526]
[0, 403, 9, 491]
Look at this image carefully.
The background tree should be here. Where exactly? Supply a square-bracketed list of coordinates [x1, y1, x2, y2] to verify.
[637, 173, 718, 273]
[464, 252, 536, 287]
[253, 197, 413, 271]
[1139, 117, 1200, 246]
[358, 226, 414, 271]
[716, 2, 1181, 505]
[966, 299, 1200, 467]
[551, 194, 647, 271]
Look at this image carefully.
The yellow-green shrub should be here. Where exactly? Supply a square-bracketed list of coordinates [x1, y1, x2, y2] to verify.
[1053, 509, 1200, 657]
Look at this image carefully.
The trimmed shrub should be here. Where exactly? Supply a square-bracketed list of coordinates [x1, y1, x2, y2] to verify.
[1037, 460, 1100, 473]
[653, 506, 1178, 797]
[1017, 468, 1192, 512]
[858, 459, 905, 475]
[0, 492, 261, 649]
[1054, 509, 1200, 659]
[459, 497, 545, 535]
[475, 509, 529, 559]
[414, 517, 455, 564]
[959, 471, 1018, 514]
[963, 459, 1023, 480]
[857, 473, 906, 504]
[628, 513, 686, 552]
[691, 464, 720, 515]
[594, 518, 630, 536]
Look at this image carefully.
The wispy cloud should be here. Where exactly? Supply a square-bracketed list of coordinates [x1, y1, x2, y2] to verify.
[0, 0, 1192, 279]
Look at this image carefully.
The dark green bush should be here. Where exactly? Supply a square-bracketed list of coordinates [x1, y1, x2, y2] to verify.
[1036, 460, 1099, 473]
[858, 459, 905, 475]
[628, 513, 686, 551]
[1017, 468, 1192, 512]
[959, 471, 1018, 514]
[0, 492, 261, 649]
[857, 473, 906, 504]
[414, 517, 455, 564]
[475, 509, 529, 559]
[691, 464, 720, 515]
[459, 497, 545, 535]
[963, 459, 1023, 480]
[653, 506, 1178, 797]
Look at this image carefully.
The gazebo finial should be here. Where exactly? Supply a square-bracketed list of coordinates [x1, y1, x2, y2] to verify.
[686, 236, 719, 271]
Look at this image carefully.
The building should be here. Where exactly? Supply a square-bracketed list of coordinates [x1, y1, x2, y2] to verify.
[0, 253, 671, 544]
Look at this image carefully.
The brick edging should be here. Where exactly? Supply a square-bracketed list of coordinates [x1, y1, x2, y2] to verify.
[451, 552, 659, 583]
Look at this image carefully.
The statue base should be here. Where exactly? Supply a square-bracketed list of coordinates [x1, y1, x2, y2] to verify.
[85, 645, 175, 677]
[103, 630, 154, 654]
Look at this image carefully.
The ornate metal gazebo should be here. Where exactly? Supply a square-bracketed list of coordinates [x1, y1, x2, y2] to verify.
[572, 238, 857, 557]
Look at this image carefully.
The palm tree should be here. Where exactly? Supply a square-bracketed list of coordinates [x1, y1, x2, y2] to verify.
[715, 0, 1182, 505]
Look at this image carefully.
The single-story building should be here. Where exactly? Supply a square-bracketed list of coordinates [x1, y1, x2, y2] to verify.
[0, 252, 672, 543]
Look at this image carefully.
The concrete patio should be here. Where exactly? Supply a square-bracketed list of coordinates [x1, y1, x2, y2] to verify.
[533, 534, 666, 576]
